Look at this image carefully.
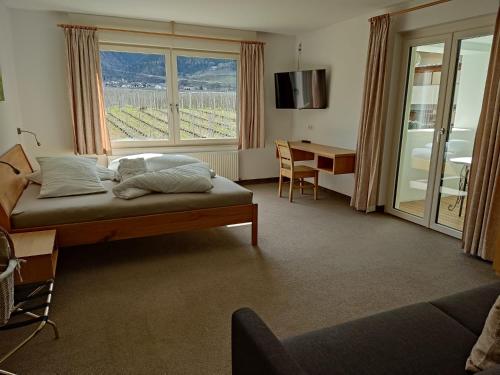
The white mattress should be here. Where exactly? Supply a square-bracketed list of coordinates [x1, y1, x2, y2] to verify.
[11, 177, 253, 229]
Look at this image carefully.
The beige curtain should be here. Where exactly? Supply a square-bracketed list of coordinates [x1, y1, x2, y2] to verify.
[63, 27, 110, 155]
[463, 8, 500, 262]
[239, 42, 265, 150]
[351, 15, 391, 212]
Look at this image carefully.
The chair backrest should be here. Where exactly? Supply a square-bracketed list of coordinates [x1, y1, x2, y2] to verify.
[275, 140, 294, 171]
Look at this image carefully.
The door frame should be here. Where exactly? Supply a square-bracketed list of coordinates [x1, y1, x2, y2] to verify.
[385, 15, 495, 238]
[385, 33, 453, 227]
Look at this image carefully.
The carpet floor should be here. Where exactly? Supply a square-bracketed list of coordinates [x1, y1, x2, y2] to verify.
[1, 183, 497, 374]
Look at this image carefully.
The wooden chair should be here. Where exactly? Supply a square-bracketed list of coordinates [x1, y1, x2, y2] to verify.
[275, 140, 318, 202]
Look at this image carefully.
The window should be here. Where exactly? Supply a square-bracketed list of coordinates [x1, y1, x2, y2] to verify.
[176, 54, 237, 141]
[100, 46, 238, 146]
[100, 50, 170, 142]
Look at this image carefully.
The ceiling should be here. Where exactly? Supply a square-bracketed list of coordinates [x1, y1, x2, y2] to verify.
[4, 0, 411, 34]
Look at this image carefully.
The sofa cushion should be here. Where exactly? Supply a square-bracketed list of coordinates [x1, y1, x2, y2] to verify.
[283, 303, 477, 375]
[431, 282, 500, 336]
[477, 364, 500, 374]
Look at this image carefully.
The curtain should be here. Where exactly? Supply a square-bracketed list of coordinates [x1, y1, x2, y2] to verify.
[63, 27, 110, 155]
[239, 42, 265, 150]
[351, 15, 390, 212]
[463, 8, 500, 262]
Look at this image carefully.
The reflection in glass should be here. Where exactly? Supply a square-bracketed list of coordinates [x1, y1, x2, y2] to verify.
[435, 35, 493, 231]
[394, 43, 445, 218]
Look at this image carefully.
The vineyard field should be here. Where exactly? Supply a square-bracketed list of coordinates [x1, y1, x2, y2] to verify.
[103, 88, 237, 141]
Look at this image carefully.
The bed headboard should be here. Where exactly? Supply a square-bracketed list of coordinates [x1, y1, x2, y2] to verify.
[0, 144, 33, 231]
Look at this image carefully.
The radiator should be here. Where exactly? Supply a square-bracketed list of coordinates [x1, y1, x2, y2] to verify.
[187, 151, 239, 181]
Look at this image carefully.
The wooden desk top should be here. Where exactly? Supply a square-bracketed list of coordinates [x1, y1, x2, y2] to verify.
[11, 230, 56, 257]
[289, 141, 356, 158]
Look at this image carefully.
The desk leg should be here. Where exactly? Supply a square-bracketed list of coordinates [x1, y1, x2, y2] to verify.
[251, 204, 258, 246]
[314, 172, 318, 200]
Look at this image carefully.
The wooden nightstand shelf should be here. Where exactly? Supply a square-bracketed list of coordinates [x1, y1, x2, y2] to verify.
[11, 230, 58, 285]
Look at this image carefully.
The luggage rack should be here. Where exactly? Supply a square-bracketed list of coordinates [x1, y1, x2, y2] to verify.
[0, 279, 59, 374]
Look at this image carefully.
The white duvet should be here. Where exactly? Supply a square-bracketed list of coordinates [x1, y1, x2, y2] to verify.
[112, 157, 214, 199]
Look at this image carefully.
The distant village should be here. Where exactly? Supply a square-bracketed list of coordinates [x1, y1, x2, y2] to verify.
[103, 78, 235, 92]
[103, 79, 166, 89]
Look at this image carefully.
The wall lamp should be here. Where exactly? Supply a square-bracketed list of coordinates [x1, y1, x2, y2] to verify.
[0, 161, 21, 174]
[17, 128, 41, 146]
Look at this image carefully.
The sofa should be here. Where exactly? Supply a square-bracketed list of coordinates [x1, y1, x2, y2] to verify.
[232, 282, 500, 375]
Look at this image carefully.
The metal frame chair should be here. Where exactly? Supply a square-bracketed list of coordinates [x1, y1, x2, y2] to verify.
[0, 227, 59, 374]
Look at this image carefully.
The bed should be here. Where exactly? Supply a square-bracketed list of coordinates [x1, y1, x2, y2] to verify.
[0, 145, 258, 247]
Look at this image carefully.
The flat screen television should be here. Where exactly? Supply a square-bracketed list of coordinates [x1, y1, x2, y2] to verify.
[274, 69, 327, 109]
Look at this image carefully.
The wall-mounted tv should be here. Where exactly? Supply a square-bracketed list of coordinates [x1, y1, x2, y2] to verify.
[274, 69, 327, 109]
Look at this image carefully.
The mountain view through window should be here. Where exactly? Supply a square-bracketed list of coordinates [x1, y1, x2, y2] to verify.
[100, 50, 237, 142]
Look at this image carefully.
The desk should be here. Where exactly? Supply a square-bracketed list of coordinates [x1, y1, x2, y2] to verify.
[277, 141, 356, 174]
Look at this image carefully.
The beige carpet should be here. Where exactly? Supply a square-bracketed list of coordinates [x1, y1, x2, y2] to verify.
[1, 183, 497, 374]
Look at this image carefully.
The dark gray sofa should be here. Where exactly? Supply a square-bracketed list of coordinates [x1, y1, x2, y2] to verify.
[232, 282, 500, 375]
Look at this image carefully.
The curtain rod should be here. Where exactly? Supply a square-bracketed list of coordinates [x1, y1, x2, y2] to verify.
[387, 0, 451, 18]
[57, 24, 265, 45]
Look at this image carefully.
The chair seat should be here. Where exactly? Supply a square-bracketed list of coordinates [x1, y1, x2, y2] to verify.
[281, 165, 318, 178]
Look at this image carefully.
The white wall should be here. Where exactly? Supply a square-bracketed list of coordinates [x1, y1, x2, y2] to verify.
[4, 8, 295, 178]
[0, 1, 22, 154]
[8, 9, 72, 160]
[454, 53, 491, 129]
[292, 15, 370, 197]
[292, 0, 499, 202]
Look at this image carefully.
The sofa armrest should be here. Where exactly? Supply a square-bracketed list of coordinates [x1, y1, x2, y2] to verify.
[232, 308, 306, 375]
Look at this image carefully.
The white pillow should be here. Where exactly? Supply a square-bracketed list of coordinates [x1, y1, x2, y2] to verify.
[95, 165, 119, 181]
[28, 165, 118, 185]
[37, 156, 106, 198]
[117, 158, 148, 181]
[108, 153, 163, 171]
[108, 153, 216, 177]
[466, 296, 500, 372]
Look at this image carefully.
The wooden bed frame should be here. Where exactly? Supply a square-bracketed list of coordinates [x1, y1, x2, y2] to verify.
[0, 145, 258, 247]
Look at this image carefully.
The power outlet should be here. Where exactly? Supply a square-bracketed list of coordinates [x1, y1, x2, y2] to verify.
[306, 124, 314, 130]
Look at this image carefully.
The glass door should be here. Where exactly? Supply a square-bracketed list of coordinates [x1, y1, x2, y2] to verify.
[389, 26, 494, 237]
[431, 33, 493, 235]
[392, 38, 450, 226]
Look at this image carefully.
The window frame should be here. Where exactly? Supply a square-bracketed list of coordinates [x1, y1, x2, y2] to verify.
[171, 49, 240, 146]
[99, 43, 240, 149]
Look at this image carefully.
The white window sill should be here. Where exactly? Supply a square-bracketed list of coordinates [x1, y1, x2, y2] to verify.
[110, 142, 238, 156]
